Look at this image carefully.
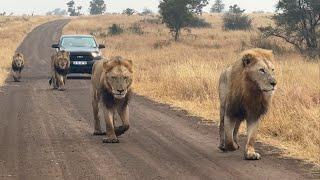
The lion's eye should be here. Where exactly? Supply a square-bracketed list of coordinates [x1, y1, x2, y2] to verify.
[259, 68, 266, 74]
[272, 69, 275, 72]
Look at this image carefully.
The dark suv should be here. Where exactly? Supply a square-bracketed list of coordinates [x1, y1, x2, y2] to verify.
[52, 35, 105, 74]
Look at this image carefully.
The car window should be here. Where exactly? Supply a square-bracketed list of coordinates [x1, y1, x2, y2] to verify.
[61, 37, 97, 48]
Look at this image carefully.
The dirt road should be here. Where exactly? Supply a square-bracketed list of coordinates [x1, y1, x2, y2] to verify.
[0, 20, 316, 180]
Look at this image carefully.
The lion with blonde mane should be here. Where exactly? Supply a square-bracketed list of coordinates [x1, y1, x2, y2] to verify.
[218, 48, 277, 160]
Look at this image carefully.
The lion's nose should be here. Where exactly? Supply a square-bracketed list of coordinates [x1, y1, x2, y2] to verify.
[270, 79, 277, 87]
[117, 89, 125, 94]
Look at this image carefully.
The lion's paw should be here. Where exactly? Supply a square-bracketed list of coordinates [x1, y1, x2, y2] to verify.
[244, 152, 261, 160]
[93, 131, 106, 136]
[102, 137, 119, 143]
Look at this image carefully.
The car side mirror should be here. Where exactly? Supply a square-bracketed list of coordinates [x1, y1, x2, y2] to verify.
[52, 44, 59, 49]
[98, 44, 105, 49]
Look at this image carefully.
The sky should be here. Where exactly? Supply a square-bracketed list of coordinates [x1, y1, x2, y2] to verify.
[0, 0, 278, 15]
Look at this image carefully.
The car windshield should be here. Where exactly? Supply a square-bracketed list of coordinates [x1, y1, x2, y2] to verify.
[61, 37, 97, 48]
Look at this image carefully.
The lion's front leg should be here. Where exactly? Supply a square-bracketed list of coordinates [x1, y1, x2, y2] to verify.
[102, 108, 119, 143]
[115, 105, 130, 137]
[244, 118, 261, 160]
[92, 91, 104, 135]
[58, 75, 66, 91]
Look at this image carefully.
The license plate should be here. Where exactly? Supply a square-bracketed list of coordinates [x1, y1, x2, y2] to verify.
[73, 61, 87, 65]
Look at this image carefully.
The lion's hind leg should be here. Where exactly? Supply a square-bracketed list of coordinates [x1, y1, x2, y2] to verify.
[223, 116, 240, 151]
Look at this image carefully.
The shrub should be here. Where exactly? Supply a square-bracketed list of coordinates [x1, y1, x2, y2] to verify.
[223, 13, 252, 30]
[128, 23, 144, 35]
[187, 16, 211, 28]
[108, 24, 123, 36]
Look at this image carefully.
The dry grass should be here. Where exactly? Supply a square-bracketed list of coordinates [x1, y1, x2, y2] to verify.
[63, 14, 320, 165]
[0, 16, 55, 86]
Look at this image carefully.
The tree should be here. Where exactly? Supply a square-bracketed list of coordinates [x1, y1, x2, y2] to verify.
[89, 0, 106, 15]
[222, 4, 251, 30]
[76, 6, 82, 16]
[67, 0, 76, 16]
[228, 4, 245, 14]
[159, 0, 209, 41]
[141, 8, 153, 16]
[210, 0, 225, 13]
[259, 0, 320, 58]
[122, 8, 136, 16]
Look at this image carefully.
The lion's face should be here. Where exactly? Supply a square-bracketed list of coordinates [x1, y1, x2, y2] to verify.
[55, 51, 70, 70]
[103, 57, 133, 99]
[242, 49, 277, 94]
[13, 54, 24, 67]
[14, 58, 24, 67]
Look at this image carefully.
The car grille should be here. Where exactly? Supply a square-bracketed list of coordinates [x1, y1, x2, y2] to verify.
[69, 53, 93, 61]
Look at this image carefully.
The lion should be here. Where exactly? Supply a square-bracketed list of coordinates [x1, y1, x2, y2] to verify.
[218, 48, 277, 160]
[91, 56, 133, 143]
[12, 52, 25, 82]
[49, 50, 70, 91]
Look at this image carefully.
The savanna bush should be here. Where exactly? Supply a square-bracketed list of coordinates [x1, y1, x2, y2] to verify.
[108, 24, 124, 36]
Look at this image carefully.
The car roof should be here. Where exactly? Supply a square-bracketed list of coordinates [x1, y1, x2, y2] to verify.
[61, 35, 94, 38]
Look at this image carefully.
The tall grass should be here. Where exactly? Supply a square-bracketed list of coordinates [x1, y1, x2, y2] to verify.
[64, 14, 320, 165]
[0, 16, 54, 86]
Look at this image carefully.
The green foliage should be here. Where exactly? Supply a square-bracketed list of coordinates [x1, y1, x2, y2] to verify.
[187, 16, 211, 28]
[123, 8, 136, 16]
[108, 24, 124, 36]
[228, 4, 245, 14]
[67, 1, 81, 16]
[141, 8, 153, 16]
[223, 4, 251, 30]
[210, 0, 225, 13]
[259, 0, 320, 58]
[89, 0, 106, 15]
[159, 0, 209, 41]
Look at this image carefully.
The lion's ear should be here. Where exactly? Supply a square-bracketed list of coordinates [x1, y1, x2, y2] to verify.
[242, 53, 255, 67]
[103, 61, 113, 72]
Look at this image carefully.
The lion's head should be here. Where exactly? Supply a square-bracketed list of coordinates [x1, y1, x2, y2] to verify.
[102, 56, 133, 99]
[54, 51, 70, 70]
[13, 53, 24, 67]
[241, 48, 277, 94]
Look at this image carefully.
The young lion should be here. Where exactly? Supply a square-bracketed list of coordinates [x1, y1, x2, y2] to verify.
[12, 52, 25, 82]
[218, 48, 277, 160]
[91, 56, 133, 143]
[49, 50, 70, 91]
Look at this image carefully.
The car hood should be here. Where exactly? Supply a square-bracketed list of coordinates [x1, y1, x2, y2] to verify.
[60, 47, 98, 53]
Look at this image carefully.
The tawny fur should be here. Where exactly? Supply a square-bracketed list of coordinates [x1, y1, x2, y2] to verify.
[218, 48, 277, 160]
[91, 56, 133, 143]
[12, 52, 25, 82]
[49, 51, 70, 91]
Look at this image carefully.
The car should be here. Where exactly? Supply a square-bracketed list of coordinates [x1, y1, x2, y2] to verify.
[51, 35, 105, 74]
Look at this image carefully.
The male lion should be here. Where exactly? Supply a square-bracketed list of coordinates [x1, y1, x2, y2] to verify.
[12, 52, 25, 82]
[49, 50, 70, 91]
[91, 56, 133, 143]
[218, 48, 277, 160]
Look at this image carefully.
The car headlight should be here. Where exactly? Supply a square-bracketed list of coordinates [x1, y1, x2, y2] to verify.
[92, 52, 101, 58]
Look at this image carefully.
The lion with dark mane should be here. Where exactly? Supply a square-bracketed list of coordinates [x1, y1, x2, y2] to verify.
[218, 48, 277, 160]
[49, 50, 70, 91]
[12, 52, 25, 82]
[91, 56, 133, 143]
